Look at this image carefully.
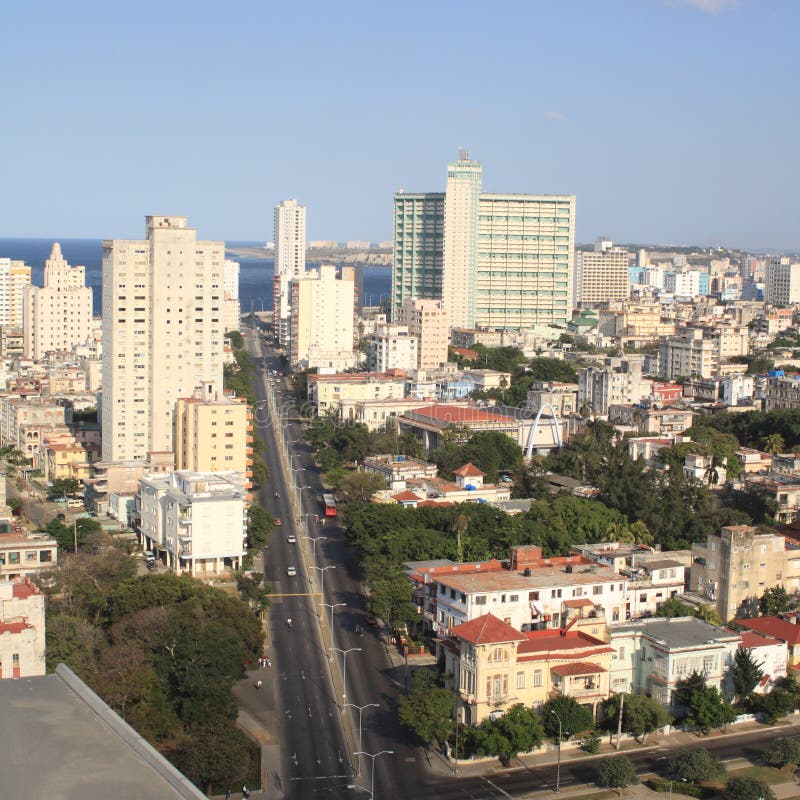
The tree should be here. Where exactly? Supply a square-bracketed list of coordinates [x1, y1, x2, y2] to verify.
[50, 477, 81, 497]
[655, 597, 694, 618]
[541, 696, 595, 742]
[668, 746, 725, 783]
[622, 694, 671, 743]
[336, 471, 386, 502]
[764, 737, 800, 769]
[731, 647, 765, 701]
[686, 685, 736, 734]
[472, 704, 543, 762]
[762, 433, 786, 455]
[674, 672, 707, 712]
[397, 668, 454, 747]
[724, 776, 776, 800]
[596, 755, 638, 794]
[755, 676, 800, 722]
[368, 567, 419, 630]
[695, 604, 722, 625]
[759, 586, 793, 616]
[224, 330, 244, 349]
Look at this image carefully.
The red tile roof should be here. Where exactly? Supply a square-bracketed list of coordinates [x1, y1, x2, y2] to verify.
[451, 613, 527, 645]
[391, 490, 423, 503]
[406, 405, 505, 424]
[551, 661, 606, 677]
[735, 616, 800, 645]
[453, 462, 486, 478]
[563, 599, 595, 609]
[739, 630, 783, 649]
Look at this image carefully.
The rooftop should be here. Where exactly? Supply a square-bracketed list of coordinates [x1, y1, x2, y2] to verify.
[735, 616, 800, 646]
[551, 661, 606, 677]
[453, 462, 486, 478]
[451, 613, 527, 645]
[0, 665, 205, 799]
[404, 404, 511, 425]
[434, 562, 616, 593]
[614, 616, 740, 649]
[518, 629, 613, 659]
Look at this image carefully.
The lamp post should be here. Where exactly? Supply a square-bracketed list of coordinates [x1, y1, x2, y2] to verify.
[304, 534, 328, 573]
[295, 484, 312, 518]
[320, 601, 345, 646]
[551, 708, 563, 793]
[315, 564, 336, 603]
[331, 646, 361, 703]
[344, 702, 379, 775]
[353, 749, 394, 800]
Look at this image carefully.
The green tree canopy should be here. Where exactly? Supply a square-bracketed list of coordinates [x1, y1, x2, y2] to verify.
[667, 746, 725, 783]
[471, 704, 544, 762]
[541, 696, 595, 741]
[759, 586, 793, 616]
[596, 755, 638, 793]
[731, 647, 765, 700]
[397, 668, 454, 747]
[724, 776, 776, 800]
[764, 737, 800, 768]
[655, 597, 694, 618]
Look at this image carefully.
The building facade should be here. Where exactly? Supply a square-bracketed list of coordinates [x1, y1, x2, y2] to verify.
[391, 156, 575, 330]
[0, 579, 46, 679]
[574, 238, 630, 306]
[765, 257, 800, 306]
[101, 216, 225, 462]
[0, 258, 31, 329]
[273, 199, 306, 346]
[23, 243, 93, 360]
[395, 296, 449, 371]
[367, 323, 418, 373]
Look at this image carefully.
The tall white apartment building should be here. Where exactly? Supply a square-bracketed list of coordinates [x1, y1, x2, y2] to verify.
[578, 356, 644, 415]
[392, 155, 575, 330]
[222, 258, 240, 333]
[101, 216, 225, 463]
[765, 257, 800, 306]
[23, 243, 93, 359]
[273, 199, 306, 346]
[574, 238, 630, 306]
[367, 322, 418, 372]
[138, 470, 246, 576]
[0, 258, 31, 328]
[396, 296, 450, 370]
[288, 265, 357, 371]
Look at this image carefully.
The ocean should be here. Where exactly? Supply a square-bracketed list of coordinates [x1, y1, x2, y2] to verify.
[0, 238, 392, 316]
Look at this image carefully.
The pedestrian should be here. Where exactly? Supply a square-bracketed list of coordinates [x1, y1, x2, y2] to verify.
[225, 791, 231, 800]
[266, 657, 272, 667]
[242, 786, 250, 799]
[256, 679, 263, 690]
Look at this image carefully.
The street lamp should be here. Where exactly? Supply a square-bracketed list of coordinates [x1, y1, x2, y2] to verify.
[352, 750, 394, 800]
[315, 564, 336, 603]
[320, 600, 345, 646]
[295, 484, 311, 513]
[331, 646, 362, 703]
[344, 702, 379, 776]
[304, 534, 328, 573]
[551, 708, 564, 793]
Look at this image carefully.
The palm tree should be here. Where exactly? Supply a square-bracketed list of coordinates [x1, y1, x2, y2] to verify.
[579, 398, 594, 420]
[763, 433, 786, 455]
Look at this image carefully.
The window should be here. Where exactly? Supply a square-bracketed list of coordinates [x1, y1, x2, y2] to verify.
[593, 585, 603, 595]
[475, 595, 487, 606]
[510, 594, 519, 603]
[529, 591, 539, 601]
[516, 671, 526, 689]
[639, 593, 647, 602]
[618, 646, 625, 660]
[533, 669, 542, 687]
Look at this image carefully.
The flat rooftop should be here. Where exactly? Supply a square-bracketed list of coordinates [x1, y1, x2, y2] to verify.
[434, 563, 616, 592]
[0, 665, 204, 799]
[613, 616, 740, 649]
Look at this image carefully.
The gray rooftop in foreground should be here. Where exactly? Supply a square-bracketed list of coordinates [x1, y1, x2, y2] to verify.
[613, 616, 740, 649]
[0, 664, 205, 800]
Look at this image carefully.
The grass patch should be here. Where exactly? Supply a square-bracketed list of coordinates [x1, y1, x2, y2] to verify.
[576, 792, 617, 800]
[727, 765, 792, 785]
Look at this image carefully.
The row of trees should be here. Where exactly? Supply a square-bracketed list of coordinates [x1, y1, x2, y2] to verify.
[43, 547, 264, 793]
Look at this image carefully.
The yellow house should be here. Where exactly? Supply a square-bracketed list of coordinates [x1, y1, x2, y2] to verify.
[44, 441, 99, 482]
[444, 612, 613, 726]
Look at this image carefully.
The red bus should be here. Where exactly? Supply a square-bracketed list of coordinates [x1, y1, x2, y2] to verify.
[322, 493, 337, 517]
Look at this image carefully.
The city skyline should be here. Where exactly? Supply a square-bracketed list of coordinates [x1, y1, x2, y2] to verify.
[3, 1, 799, 251]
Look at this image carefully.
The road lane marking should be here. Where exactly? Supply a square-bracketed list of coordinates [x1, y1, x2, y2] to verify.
[482, 777, 513, 797]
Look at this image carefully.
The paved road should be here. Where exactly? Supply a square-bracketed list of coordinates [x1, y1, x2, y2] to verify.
[243, 326, 800, 800]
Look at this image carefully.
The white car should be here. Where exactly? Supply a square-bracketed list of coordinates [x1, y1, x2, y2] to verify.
[286, 566, 297, 577]
[287, 534, 296, 544]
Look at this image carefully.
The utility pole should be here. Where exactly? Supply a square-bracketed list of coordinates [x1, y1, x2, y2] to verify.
[616, 692, 624, 750]
[73, 517, 78, 554]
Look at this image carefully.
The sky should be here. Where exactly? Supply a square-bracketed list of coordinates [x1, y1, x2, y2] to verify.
[2, 0, 798, 251]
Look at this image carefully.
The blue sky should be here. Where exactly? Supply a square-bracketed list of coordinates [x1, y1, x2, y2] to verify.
[2, 0, 798, 250]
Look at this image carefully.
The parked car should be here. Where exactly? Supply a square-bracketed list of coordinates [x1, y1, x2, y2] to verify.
[286, 566, 296, 577]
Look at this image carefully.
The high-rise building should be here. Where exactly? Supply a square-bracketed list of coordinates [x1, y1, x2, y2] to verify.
[101, 216, 225, 463]
[0, 258, 31, 328]
[765, 257, 800, 306]
[396, 296, 450, 371]
[273, 199, 306, 346]
[366, 322, 418, 373]
[574, 238, 630, 307]
[23, 243, 93, 359]
[288, 265, 357, 371]
[391, 156, 575, 330]
[222, 258, 240, 333]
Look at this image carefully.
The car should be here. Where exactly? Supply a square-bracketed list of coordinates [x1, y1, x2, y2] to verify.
[286, 566, 296, 577]
[287, 534, 296, 544]
[274, 517, 282, 526]
[56, 512, 66, 521]
[366, 614, 378, 627]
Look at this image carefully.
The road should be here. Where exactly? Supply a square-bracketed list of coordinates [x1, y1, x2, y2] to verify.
[243, 325, 800, 799]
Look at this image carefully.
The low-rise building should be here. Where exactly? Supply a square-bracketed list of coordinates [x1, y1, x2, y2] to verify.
[526, 381, 579, 418]
[0, 529, 57, 581]
[362, 454, 438, 492]
[308, 371, 407, 416]
[399, 404, 519, 451]
[443, 612, 613, 725]
[735, 628, 788, 693]
[735, 616, 800, 669]
[608, 617, 740, 710]
[339, 397, 430, 431]
[0, 578, 45, 679]
[138, 470, 246, 576]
